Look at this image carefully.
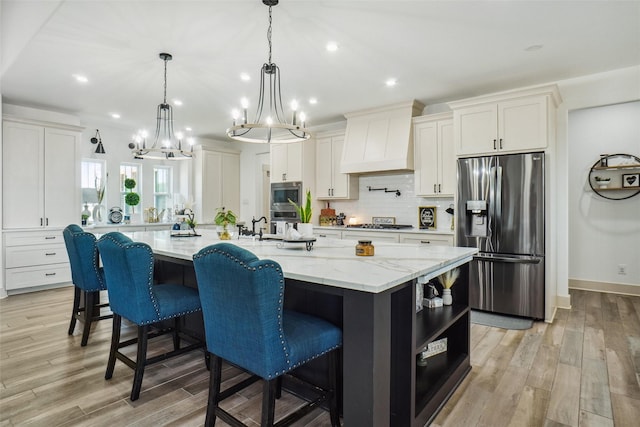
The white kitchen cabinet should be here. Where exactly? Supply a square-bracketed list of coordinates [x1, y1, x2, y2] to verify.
[413, 114, 455, 197]
[449, 85, 561, 156]
[193, 147, 240, 223]
[2, 120, 80, 229]
[399, 233, 453, 246]
[3, 229, 71, 291]
[315, 229, 342, 239]
[316, 131, 358, 200]
[340, 230, 400, 243]
[270, 140, 318, 184]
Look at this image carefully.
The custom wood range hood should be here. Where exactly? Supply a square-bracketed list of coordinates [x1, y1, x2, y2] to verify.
[340, 100, 425, 174]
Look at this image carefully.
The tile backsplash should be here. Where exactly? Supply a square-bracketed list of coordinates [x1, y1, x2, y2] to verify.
[324, 173, 455, 232]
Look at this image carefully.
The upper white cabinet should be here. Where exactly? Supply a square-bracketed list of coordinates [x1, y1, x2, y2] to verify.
[413, 113, 455, 197]
[341, 100, 425, 174]
[449, 85, 561, 156]
[2, 119, 80, 229]
[193, 147, 240, 223]
[270, 140, 316, 185]
[315, 131, 358, 200]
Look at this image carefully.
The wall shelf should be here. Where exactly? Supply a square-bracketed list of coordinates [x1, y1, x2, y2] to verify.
[588, 153, 640, 200]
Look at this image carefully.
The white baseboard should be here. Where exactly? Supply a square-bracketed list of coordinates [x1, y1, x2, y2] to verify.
[556, 294, 572, 310]
[569, 278, 640, 297]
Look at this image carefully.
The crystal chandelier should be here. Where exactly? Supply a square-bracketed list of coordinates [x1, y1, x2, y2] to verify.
[226, 0, 311, 144]
[130, 53, 194, 160]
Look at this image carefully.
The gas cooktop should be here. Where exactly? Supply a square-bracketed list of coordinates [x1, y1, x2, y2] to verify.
[346, 224, 413, 230]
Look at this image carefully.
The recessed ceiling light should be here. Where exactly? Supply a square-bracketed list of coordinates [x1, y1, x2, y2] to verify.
[185, 127, 192, 132]
[326, 42, 338, 52]
[524, 44, 543, 52]
[173, 99, 183, 106]
[240, 73, 251, 81]
[385, 78, 397, 87]
[309, 97, 318, 105]
[110, 113, 121, 119]
[73, 74, 88, 83]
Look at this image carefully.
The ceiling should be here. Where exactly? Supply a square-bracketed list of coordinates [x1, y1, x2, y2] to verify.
[2, 0, 639, 141]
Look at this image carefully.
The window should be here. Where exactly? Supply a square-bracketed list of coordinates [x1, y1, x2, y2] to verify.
[80, 159, 106, 223]
[120, 163, 141, 215]
[154, 166, 173, 211]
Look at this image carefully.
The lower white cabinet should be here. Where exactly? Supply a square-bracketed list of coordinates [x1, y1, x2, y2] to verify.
[3, 230, 71, 291]
[315, 228, 455, 246]
[399, 233, 454, 246]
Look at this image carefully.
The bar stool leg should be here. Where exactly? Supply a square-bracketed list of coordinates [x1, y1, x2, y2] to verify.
[80, 291, 94, 346]
[205, 354, 222, 427]
[105, 314, 121, 380]
[69, 287, 81, 335]
[261, 379, 277, 426]
[131, 325, 149, 401]
[329, 350, 341, 427]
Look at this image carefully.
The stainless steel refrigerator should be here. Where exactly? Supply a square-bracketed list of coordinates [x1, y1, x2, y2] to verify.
[457, 152, 545, 319]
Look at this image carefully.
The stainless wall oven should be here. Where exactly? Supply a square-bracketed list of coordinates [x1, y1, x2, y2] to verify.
[270, 181, 302, 231]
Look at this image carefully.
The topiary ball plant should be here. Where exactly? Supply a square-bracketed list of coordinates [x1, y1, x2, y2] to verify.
[124, 178, 140, 213]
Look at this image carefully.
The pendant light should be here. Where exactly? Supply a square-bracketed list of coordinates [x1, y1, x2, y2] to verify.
[226, 0, 311, 144]
[90, 129, 106, 154]
[130, 53, 194, 160]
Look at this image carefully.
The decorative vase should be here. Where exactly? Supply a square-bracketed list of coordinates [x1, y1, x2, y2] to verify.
[217, 225, 234, 240]
[297, 223, 313, 238]
[92, 204, 106, 224]
[442, 288, 453, 306]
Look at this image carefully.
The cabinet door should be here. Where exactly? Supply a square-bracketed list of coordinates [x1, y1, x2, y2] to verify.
[200, 151, 223, 222]
[285, 142, 303, 182]
[498, 96, 548, 152]
[454, 104, 498, 156]
[2, 122, 45, 228]
[270, 144, 287, 183]
[414, 121, 439, 196]
[438, 120, 456, 196]
[44, 128, 78, 227]
[315, 137, 333, 198]
[330, 136, 351, 198]
[221, 152, 241, 215]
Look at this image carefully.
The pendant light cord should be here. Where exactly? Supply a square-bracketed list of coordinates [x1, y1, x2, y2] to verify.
[163, 57, 168, 104]
[267, 5, 273, 64]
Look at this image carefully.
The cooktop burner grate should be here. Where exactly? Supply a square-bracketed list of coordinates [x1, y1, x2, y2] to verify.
[346, 224, 413, 230]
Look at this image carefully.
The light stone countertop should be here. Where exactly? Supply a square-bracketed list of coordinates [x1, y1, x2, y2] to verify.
[117, 229, 476, 294]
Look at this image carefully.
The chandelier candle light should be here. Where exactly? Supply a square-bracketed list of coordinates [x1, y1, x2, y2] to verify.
[226, 0, 311, 144]
[130, 53, 194, 160]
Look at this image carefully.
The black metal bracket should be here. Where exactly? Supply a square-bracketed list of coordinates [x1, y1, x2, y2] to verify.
[367, 186, 401, 197]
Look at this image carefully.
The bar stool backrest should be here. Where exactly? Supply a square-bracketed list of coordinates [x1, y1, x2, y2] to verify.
[63, 224, 104, 292]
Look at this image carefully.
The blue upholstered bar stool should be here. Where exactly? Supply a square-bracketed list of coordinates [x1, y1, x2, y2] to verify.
[97, 231, 204, 401]
[193, 243, 342, 427]
[63, 224, 112, 346]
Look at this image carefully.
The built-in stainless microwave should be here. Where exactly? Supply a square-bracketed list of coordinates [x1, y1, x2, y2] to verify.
[270, 181, 302, 212]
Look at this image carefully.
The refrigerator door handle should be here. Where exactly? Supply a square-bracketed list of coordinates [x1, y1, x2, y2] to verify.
[474, 254, 541, 264]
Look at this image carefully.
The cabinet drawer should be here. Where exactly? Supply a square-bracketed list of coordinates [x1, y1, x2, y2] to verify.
[399, 235, 453, 246]
[5, 263, 71, 290]
[4, 230, 64, 246]
[5, 244, 69, 268]
[342, 231, 399, 243]
[316, 230, 342, 239]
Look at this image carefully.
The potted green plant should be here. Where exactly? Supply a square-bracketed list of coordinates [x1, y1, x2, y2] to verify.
[214, 207, 237, 240]
[289, 189, 313, 237]
[124, 178, 140, 216]
[594, 176, 611, 188]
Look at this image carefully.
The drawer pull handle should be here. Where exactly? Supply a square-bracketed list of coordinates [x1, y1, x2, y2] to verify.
[45, 252, 57, 256]
[45, 236, 56, 240]
[45, 272, 57, 276]
[319, 234, 327, 237]
[421, 240, 431, 244]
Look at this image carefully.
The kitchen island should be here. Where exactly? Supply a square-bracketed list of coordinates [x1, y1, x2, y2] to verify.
[122, 229, 477, 427]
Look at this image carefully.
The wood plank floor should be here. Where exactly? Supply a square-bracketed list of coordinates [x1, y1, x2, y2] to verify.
[1, 287, 639, 426]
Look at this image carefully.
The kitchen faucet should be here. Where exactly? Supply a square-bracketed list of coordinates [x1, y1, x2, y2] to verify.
[252, 216, 268, 235]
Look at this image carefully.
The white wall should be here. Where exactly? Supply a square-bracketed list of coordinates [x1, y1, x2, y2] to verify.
[568, 101, 640, 286]
[555, 65, 640, 305]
